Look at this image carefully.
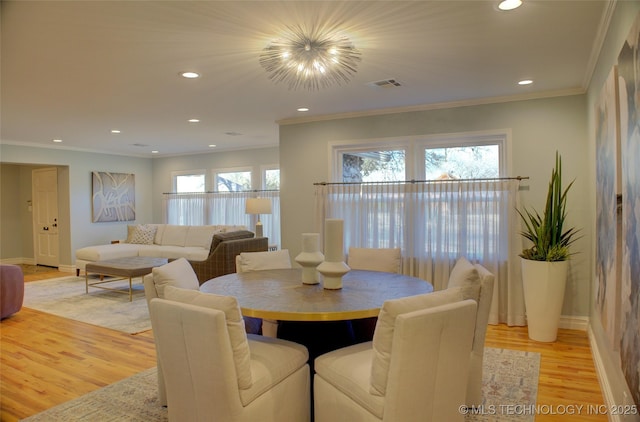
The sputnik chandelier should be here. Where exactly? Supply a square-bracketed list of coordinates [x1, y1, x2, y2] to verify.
[259, 25, 361, 91]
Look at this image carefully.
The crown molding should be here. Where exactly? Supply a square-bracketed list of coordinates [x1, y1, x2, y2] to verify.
[277, 87, 586, 126]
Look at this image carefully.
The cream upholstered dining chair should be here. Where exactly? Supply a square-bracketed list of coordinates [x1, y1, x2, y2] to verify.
[150, 286, 310, 422]
[313, 290, 477, 422]
[347, 247, 402, 342]
[347, 247, 401, 273]
[143, 258, 201, 407]
[446, 256, 495, 408]
[235, 249, 292, 337]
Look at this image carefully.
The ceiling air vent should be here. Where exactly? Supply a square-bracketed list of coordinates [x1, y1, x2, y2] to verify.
[367, 78, 402, 89]
[131, 143, 149, 147]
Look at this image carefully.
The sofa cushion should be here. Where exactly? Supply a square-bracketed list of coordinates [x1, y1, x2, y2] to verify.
[185, 226, 221, 249]
[238, 250, 291, 272]
[370, 288, 464, 396]
[148, 223, 165, 245]
[163, 285, 253, 390]
[75, 243, 140, 261]
[150, 257, 199, 298]
[129, 224, 157, 245]
[160, 225, 189, 247]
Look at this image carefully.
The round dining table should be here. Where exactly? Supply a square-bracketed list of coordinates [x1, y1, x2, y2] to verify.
[200, 268, 433, 322]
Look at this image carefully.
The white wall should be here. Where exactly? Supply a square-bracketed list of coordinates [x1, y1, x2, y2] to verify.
[586, 0, 640, 413]
[0, 144, 153, 268]
[279, 94, 591, 317]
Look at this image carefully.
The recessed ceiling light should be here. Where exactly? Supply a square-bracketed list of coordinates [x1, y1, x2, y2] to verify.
[518, 79, 533, 85]
[111, 129, 121, 134]
[188, 119, 200, 123]
[181, 72, 200, 79]
[498, 0, 522, 11]
[209, 144, 217, 148]
[52, 139, 63, 143]
[151, 150, 159, 154]
[297, 107, 309, 112]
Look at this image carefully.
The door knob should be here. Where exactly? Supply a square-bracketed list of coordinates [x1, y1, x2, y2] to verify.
[43, 226, 49, 231]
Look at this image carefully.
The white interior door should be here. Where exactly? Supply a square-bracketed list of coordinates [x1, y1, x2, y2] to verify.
[32, 168, 59, 267]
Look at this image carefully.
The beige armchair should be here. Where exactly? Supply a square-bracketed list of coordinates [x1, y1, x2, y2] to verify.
[446, 257, 495, 408]
[313, 291, 477, 422]
[188, 230, 268, 284]
[150, 289, 310, 422]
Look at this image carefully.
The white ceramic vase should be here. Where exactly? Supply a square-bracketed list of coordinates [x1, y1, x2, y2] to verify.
[317, 219, 350, 289]
[294, 233, 324, 285]
[521, 258, 568, 342]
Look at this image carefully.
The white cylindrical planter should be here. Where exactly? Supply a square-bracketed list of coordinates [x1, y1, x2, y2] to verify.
[294, 233, 324, 285]
[317, 219, 350, 289]
[521, 258, 568, 342]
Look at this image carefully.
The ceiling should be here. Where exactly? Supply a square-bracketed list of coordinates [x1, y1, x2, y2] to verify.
[1, 1, 608, 157]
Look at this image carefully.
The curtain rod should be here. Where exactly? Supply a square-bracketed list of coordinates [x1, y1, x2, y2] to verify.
[313, 176, 529, 186]
[162, 189, 280, 195]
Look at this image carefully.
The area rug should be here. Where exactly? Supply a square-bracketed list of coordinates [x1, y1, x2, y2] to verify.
[23, 276, 151, 334]
[21, 347, 540, 421]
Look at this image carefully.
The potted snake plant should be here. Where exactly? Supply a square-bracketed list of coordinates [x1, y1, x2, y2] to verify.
[517, 151, 580, 342]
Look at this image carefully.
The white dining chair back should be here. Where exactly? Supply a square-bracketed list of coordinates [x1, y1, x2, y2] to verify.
[235, 249, 292, 337]
[446, 257, 495, 407]
[314, 292, 477, 422]
[347, 247, 401, 273]
[150, 294, 310, 422]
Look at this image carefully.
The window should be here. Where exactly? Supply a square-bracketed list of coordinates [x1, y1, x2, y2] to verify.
[334, 132, 505, 182]
[215, 169, 251, 192]
[324, 130, 514, 289]
[341, 150, 406, 182]
[424, 145, 500, 179]
[263, 168, 280, 190]
[172, 170, 205, 193]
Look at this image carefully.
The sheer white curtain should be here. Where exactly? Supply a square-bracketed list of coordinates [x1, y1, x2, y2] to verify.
[314, 179, 525, 326]
[163, 191, 281, 247]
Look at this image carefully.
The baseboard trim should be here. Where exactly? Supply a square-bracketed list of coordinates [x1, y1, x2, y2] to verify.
[0, 257, 35, 265]
[588, 324, 623, 422]
[58, 264, 75, 274]
[559, 315, 589, 331]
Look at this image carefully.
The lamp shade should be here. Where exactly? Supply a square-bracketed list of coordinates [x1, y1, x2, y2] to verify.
[245, 198, 272, 215]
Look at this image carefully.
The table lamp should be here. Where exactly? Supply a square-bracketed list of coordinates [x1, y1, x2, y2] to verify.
[245, 198, 271, 238]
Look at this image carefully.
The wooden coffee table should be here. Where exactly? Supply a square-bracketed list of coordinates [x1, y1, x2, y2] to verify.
[85, 256, 168, 301]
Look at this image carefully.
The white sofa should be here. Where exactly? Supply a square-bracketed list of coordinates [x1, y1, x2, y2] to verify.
[75, 224, 247, 276]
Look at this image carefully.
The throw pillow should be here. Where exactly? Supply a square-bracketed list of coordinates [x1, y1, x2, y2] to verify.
[163, 285, 253, 390]
[151, 257, 199, 298]
[129, 224, 157, 245]
[370, 288, 464, 396]
[125, 225, 137, 243]
[238, 250, 291, 272]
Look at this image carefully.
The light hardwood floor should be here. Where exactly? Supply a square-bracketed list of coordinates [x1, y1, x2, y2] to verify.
[0, 266, 606, 421]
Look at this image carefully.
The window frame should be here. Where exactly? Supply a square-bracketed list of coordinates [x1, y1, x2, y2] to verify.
[212, 166, 253, 192]
[171, 169, 207, 193]
[330, 130, 510, 182]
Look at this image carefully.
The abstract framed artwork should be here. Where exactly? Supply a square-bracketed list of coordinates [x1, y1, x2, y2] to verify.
[595, 66, 621, 351]
[617, 11, 640, 407]
[91, 171, 135, 222]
